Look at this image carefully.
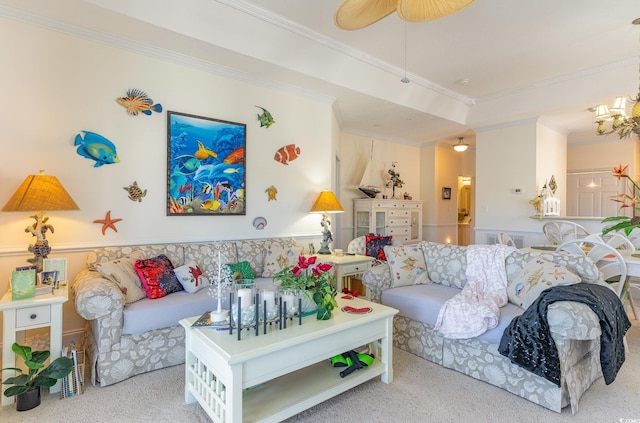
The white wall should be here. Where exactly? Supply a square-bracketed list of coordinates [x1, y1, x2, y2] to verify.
[337, 134, 422, 248]
[536, 123, 567, 212]
[0, 17, 334, 347]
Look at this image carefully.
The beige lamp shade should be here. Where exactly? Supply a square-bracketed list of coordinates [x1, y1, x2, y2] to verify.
[310, 191, 344, 213]
[2, 171, 79, 211]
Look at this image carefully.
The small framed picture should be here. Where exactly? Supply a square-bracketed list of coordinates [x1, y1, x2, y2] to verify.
[442, 187, 452, 200]
[39, 270, 58, 285]
[43, 258, 67, 285]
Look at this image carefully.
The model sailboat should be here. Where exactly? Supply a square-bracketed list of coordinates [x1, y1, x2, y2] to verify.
[358, 141, 382, 198]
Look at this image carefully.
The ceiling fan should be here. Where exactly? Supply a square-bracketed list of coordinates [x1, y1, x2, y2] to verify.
[334, 0, 475, 30]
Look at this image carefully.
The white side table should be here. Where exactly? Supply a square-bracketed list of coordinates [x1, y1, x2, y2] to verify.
[315, 254, 374, 295]
[0, 287, 68, 406]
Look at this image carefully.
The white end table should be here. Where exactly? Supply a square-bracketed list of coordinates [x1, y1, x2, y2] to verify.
[314, 254, 374, 295]
[0, 287, 68, 406]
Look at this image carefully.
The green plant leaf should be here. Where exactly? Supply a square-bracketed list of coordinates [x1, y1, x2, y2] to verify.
[4, 385, 29, 397]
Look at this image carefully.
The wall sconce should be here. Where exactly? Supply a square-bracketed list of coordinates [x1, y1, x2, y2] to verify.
[2, 171, 79, 270]
[310, 190, 344, 255]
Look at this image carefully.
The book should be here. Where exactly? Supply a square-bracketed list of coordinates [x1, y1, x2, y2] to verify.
[191, 311, 229, 329]
[11, 269, 36, 300]
[35, 284, 53, 296]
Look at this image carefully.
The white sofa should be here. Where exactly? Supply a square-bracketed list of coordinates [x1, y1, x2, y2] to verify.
[360, 240, 629, 414]
[73, 237, 302, 386]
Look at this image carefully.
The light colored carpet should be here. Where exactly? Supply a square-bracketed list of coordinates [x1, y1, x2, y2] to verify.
[1, 323, 638, 423]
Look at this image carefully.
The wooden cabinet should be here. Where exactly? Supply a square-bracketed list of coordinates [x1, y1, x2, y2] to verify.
[354, 199, 423, 244]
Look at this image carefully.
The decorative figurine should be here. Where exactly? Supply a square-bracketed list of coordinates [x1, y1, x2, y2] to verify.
[24, 212, 53, 272]
[386, 162, 404, 199]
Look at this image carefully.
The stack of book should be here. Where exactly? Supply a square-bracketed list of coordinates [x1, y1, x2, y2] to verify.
[60, 342, 84, 398]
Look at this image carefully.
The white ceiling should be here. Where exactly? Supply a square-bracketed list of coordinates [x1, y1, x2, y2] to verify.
[3, 0, 639, 149]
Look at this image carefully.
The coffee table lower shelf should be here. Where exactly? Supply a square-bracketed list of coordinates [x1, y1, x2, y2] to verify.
[186, 358, 385, 423]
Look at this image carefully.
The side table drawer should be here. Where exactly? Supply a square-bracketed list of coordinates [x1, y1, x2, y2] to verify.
[16, 305, 51, 328]
[339, 262, 371, 275]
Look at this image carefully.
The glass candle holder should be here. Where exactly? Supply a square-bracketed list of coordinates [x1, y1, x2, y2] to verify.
[231, 281, 256, 328]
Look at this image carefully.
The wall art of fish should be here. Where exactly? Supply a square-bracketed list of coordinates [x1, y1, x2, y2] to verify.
[74, 130, 120, 167]
[274, 144, 300, 165]
[194, 140, 217, 161]
[223, 147, 244, 164]
[256, 106, 275, 128]
[116, 89, 163, 116]
[265, 185, 278, 201]
[123, 181, 147, 202]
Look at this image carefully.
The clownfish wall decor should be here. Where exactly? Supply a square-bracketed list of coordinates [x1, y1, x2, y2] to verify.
[274, 144, 301, 165]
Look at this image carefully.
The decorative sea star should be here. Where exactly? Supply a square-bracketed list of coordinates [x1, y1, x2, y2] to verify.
[93, 210, 123, 235]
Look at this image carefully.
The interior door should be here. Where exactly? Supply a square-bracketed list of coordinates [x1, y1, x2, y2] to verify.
[566, 171, 628, 217]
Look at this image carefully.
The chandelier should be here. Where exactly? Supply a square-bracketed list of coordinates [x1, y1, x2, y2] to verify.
[453, 137, 468, 152]
[594, 19, 640, 140]
[334, 0, 475, 30]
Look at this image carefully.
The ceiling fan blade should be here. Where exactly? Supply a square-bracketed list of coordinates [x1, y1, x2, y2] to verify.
[334, 0, 398, 30]
[397, 0, 475, 23]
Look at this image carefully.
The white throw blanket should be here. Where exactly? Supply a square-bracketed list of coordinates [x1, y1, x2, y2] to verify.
[434, 244, 516, 339]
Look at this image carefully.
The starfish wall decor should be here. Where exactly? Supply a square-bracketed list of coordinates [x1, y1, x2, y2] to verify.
[93, 210, 123, 235]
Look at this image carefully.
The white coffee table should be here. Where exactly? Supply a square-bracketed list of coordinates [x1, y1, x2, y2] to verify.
[179, 297, 398, 423]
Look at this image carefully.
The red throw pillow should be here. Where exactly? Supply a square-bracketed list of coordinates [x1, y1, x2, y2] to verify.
[365, 234, 393, 261]
[134, 254, 183, 299]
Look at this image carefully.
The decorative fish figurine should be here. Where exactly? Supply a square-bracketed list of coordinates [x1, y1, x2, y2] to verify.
[265, 185, 278, 201]
[123, 181, 147, 202]
[116, 89, 162, 116]
[223, 147, 244, 164]
[274, 144, 300, 165]
[74, 130, 120, 167]
[194, 140, 217, 161]
[256, 106, 275, 128]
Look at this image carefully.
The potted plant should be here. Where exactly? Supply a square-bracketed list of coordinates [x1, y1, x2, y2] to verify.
[273, 255, 338, 320]
[2, 342, 73, 411]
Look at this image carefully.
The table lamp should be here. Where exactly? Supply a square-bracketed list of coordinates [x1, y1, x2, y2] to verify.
[310, 190, 344, 254]
[2, 171, 79, 271]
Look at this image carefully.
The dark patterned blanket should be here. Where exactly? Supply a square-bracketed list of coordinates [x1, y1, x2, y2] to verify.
[498, 283, 631, 386]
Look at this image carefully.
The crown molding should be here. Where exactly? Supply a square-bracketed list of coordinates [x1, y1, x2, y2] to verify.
[215, 0, 474, 106]
[0, 3, 335, 105]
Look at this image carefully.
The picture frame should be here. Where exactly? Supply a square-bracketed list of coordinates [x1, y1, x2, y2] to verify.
[442, 187, 452, 200]
[38, 270, 58, 286]
[167, 111, 247, 216]
[43, 258, 67, 285]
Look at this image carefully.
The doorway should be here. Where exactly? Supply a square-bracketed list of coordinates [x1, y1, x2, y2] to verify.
[457, 176, 473, 245]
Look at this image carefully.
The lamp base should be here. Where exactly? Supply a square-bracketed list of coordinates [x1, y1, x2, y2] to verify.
[317, 248, 331, 255]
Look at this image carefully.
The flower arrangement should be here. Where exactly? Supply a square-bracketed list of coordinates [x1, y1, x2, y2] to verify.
[273, 255, 338, 320]
[602, 164, 640, 235]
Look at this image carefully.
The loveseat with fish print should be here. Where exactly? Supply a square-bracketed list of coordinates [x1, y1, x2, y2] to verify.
[72, 237, 305, 387]
[361, 241, 629, 414]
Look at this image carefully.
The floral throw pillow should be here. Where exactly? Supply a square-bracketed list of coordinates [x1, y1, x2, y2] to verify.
[94, 251, 146, 305]
[134, 254, 183, 299]
[384, 244, 431, 287]
[225, 261, 255, 282]
[262, 245, 304, 277]
[174, 261, 210, 294]
[365, 234, 393, 261]
[507, 257, 581, 309]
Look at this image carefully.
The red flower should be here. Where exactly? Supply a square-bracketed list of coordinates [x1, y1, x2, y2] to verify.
[292, 266, 302, 276]
[317, 263, 333, 273]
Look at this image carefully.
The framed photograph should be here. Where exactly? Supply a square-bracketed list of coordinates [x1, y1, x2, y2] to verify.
[442, 187, 452, 200]
[167, 111, 246, 216]
[38, 270, 58, 285]
[43, 258, 67, 285]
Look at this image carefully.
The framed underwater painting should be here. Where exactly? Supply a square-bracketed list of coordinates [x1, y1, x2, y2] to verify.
[167, 111, 246, 216]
